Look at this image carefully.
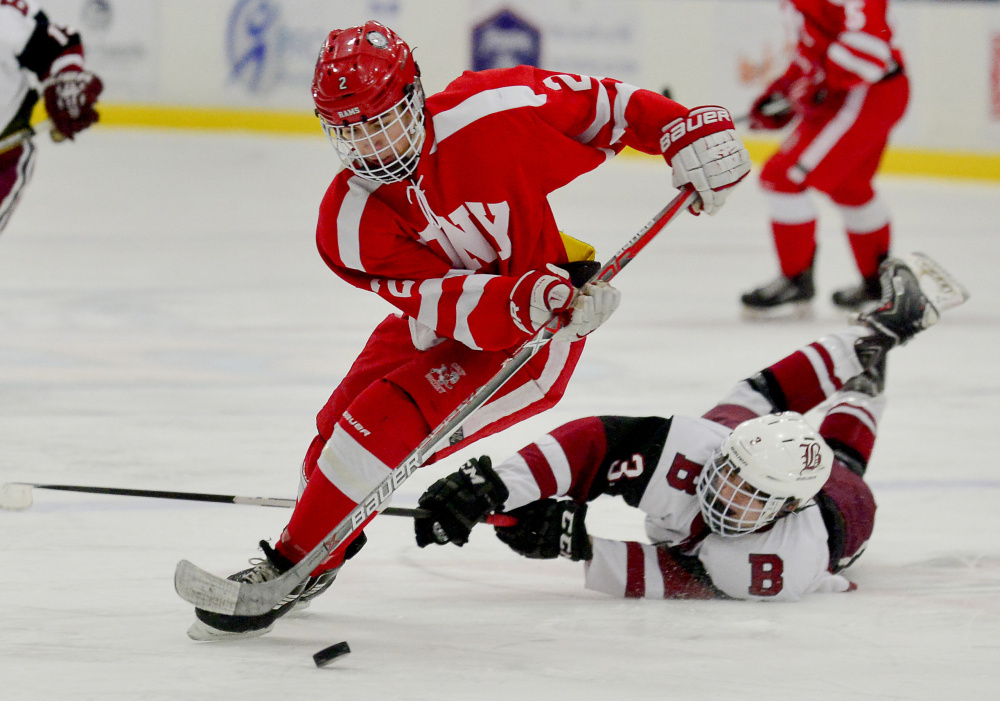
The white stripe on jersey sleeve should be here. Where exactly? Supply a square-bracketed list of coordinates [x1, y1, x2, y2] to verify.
[828, 42, 886, 83]
[316, 424, 392, 504]
[451, 274, 488, 350]
[610, 83, 639, 145]
[574, 80, 610, 145]
[415, 278, 443, 338]
[534, 433, 574, 496]
[829, 31, 892, 83]
[336, 176, 381, 272]
[431, 86, 547, 147]
[584, 537, 629, 597]
[494, 453, 543, 512]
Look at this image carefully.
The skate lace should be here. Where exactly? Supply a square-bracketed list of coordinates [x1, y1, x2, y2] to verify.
[237, 557, 281, 584]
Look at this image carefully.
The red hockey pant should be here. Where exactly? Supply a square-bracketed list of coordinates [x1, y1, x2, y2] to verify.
[277, 313, 585, 570]
[759, 73, 909, 279]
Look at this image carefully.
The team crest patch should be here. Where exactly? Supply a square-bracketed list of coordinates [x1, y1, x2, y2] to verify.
[427, 363, 466, 393]
[799, 442, 824, 473]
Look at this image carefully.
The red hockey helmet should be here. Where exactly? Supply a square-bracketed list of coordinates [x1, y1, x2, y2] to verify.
[312, 22, 425, 183]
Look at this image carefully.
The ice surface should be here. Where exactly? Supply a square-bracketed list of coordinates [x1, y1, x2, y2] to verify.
[1, 129, 998, 699]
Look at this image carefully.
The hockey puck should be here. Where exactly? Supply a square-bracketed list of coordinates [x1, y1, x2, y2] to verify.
[313, 641, 351, 667]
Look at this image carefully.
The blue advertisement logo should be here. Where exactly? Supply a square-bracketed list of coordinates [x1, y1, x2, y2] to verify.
[471, 8, 541, 71]
[225, 0, 328, 96]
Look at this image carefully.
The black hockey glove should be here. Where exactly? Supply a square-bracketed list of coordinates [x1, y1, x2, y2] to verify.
[414, 456, 509, 548]
[494, 499, 593, 561]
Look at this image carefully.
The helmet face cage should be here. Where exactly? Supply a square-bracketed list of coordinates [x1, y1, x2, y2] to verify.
[320, 79, 425, 184]
[696, 450, 796, 537]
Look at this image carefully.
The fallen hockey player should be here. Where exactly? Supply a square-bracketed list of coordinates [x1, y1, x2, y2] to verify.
[414, 253, 968, 601]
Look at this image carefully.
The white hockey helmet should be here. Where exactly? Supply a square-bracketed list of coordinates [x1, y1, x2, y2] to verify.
[696, 412, 833, 537]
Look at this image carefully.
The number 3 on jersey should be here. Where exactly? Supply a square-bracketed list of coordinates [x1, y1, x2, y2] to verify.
[607, 454, 644, 482]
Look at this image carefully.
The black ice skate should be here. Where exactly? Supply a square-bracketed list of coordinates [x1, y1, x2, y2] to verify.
[186, 540, 339, 641]
[852, 253, 968, 383]
[831, 275, 882, 311]
[741, 268, 814, 318]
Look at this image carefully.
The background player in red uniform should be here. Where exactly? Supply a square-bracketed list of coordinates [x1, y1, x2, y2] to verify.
[415, 254, 967, 601]
[0, 0, 102, 237]
[188, 21, 751, 639]
[741, 0, 908, 316]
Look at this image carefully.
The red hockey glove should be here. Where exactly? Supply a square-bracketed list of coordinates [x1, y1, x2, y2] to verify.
[44, 70, 104, 140]
[552, 281, 621, 342]
[661, 106, 751, 216]
[748, 90, 794, 131]
[509, 264, 576, 334]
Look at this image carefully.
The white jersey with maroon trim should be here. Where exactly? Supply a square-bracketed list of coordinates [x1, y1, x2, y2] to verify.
[0, 0, 86, 133]
[492, 328, 880, 601]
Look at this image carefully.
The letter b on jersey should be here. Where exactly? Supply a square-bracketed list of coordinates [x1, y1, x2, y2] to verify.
[748, 553, 784, 597]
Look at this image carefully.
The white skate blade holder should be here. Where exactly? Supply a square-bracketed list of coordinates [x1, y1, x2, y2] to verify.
[906, 252, 970, 313]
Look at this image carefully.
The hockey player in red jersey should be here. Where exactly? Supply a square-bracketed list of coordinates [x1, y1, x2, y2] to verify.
[187, 21, 751, 639]
[741, 0, 909, 316]
[415, 254, 967, 601]
[0, 0, 102, 237]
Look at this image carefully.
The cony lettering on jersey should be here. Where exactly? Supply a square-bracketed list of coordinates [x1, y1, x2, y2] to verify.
[416, 200, 512, 271]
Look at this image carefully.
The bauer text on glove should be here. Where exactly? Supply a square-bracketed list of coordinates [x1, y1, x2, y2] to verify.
[660, 106, 751, 215]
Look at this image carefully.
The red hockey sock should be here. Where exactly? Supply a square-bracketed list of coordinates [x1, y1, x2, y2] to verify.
[772, 220, 817, 277]
[846, 224, 890, 279]
[277, 380, 430, 572]
[277, 469, 359, 572]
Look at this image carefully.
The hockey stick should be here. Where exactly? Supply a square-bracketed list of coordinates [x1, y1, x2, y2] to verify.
[175, 187, 699, 616]
[0, 481, 516, 525]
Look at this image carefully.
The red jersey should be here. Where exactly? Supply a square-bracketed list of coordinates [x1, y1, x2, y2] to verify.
[316, 66, 686, 353]
[785, 0, 904, 91]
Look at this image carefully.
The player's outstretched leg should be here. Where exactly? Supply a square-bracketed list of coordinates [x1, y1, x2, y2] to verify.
[186, 539, 346, 641]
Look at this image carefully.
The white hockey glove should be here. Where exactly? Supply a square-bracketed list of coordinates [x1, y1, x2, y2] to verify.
[661, 106, 752, 215]
[552, 281, 621, 342]
[510, 264, 576, 334]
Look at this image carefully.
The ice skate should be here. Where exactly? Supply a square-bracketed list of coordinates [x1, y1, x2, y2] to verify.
[187, 540, 337, 641]
[851, 253, 968, 382]
[831, 275, 881, 311]
[741, 269, 815, 319]
[856, 254, 968, 347]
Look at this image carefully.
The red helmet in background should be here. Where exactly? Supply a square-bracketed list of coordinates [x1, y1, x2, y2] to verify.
[312, 21, 425, 183]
